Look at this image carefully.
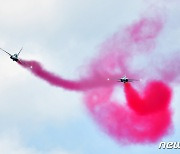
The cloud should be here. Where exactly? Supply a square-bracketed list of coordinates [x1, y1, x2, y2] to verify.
[0, 130, 75, 154]
[0, 0, 62, 27]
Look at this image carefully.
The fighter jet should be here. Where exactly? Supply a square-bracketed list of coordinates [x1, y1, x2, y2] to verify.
[117, 76, 139, 83]
[0, 47, 23, 62]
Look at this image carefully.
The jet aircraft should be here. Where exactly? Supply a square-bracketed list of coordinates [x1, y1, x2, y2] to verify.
[117, 76, 139, 83]
[0, 47, 23, 62]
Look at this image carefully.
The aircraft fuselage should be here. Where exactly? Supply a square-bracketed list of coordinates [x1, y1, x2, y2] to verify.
[120, 78, 128, 83]
[10, 54, 19, 61]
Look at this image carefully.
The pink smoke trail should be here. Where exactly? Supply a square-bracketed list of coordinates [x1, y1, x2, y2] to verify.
[18, 60, 114, 91]
[18, 14, 180, 144]
[85, 81, 172, 144]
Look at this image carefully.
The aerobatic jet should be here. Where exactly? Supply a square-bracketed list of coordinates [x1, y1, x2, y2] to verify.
[117, 76, 139, 83]
[0, 47, 23, 62]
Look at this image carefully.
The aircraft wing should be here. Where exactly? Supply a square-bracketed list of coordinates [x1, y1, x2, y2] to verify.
[128, 79, 139, 82]
[18, 47, 23, 56]
[0, 48, 12, 56]
[117, 79, 122, 82]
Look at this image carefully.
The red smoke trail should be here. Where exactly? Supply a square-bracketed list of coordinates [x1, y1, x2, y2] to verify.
[18, 14, 178, 144]
[18, 60, 114, 91]
[85, 81, 172, 144]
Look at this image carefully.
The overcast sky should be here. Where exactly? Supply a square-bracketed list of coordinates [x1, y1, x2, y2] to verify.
[0, 0, 180, 154]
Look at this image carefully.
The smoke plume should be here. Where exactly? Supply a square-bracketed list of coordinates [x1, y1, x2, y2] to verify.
[18, 14, 179, 144]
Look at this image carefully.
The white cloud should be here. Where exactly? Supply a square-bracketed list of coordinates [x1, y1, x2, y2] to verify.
[0, 0, 62, 27]
[0, 130, 74, 154]
[0, 64, 83, 126]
